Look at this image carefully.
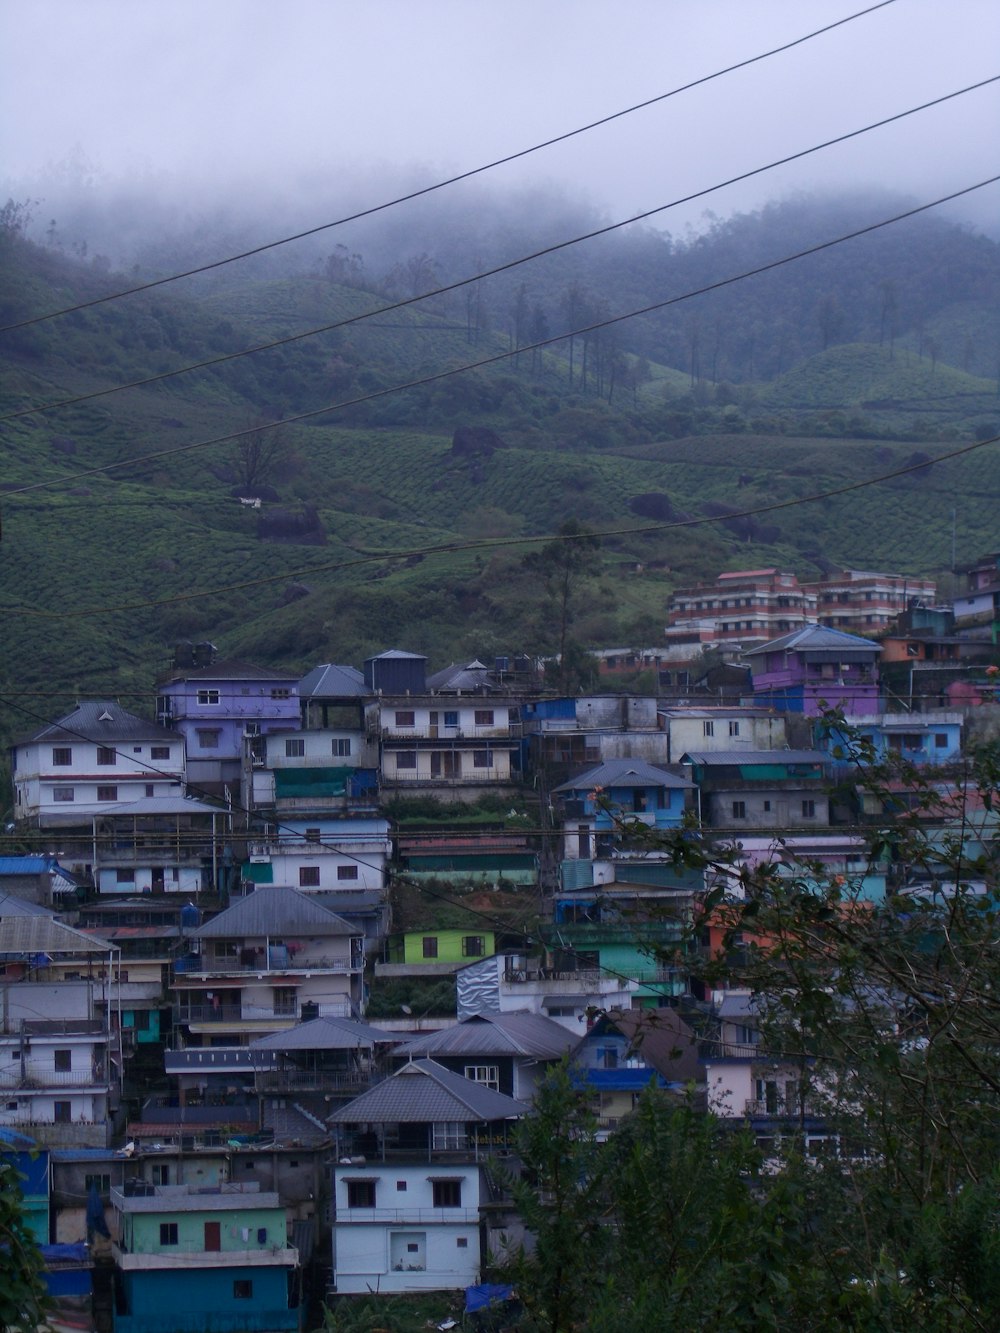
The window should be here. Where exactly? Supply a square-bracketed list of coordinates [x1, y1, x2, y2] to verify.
[703, 721, 715, 737]
[52, 747, 72, 766]
[97, 746, 116, 765]
[116, 869, 134, 885]
[54, 1101, 72, 1123]
[729, 721, 740, 737]
[151, 745, 170, 760]
[273, 986, 297, 1015]
[802, 799, 816, 818]
[197, 689, 220, 705]
[54, 1049, 72, 1072]
[285, 738, 305, 757]
[346, 1179, 376, 1208]
[462, 935, 485, 957]
[600, 1047, 619, 1070]
[196, 729, 221, 749]
[270, 687, 291, 699]
[85, 1173, 110, 1195]
[305, 827, 321, 842]
[396, 1180, 407, 1191]
[432, 1179, 462, 1208]
[474, 709, 494, 727]
[432, 1122, 467, 1150]
[935, 734, 949, 748]
[732, 801, 747, 819]
[422, 936, 439, 958]
[457, 1236, 469, 1248]
[53, 787, 74, 802]
[159, 1223, 178, 1246]
[145, 783, 155, 797]
[762, 800, 771, 812]
[473, 751, 494, 769]
[443, 711, 458, 728]
[299, 866, 321, 887]
[97, 785, 118, 802]
[332, 738, 351, 757]
[396, 751, 417, 769]
[233, 1280, 253, 1300]
[395, 710, 415, 727]
[152, 1163, 171, 1185]
[464, 1064, 500, 1089]
[336, 865, 359, 881]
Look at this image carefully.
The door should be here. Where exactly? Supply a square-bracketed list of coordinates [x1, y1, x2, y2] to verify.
[204, 1220, 221, 1251]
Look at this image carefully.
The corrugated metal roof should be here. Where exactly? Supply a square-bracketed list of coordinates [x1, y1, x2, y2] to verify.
[328, 1059, 528, 1124]
[397, 1012, 575, 1061]
[0, 856, 76, 884]
[194, 887, 358, 938]
[681, 750, 827, 767]
[555, 758, 693, 793]
[0, 894, 56, 918]
[744, 624, 880, 656]
[298, 664, 367, 698]
[0, 916, 115, 955]
[248, 1016, 399, 1052]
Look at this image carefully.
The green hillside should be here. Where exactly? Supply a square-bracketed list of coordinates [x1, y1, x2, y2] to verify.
[1, 208, 999, 761]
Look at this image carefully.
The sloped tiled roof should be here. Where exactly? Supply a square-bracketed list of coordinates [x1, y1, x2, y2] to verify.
[744, 624, 881, 656]
[194, 887, 358, 938]
[298, 663, 367, 698]
[397, 1011, 575, 1062]
[555, 758, 693, 794]
[248, 1015, 399, 1052]
[328, 1058, 528, 1124]
[16, 700, 180, 746]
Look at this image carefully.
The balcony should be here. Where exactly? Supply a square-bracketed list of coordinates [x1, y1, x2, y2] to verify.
[380, 725, 514, 742]
[338, 1207, 480, 1224]
[173, 1000, 352, 1025]
[255, 1068, 373, 1094]
[0, 1066, 107, 1089]
[175, 954, 360, 976]
[113, 1243, 299, 1271]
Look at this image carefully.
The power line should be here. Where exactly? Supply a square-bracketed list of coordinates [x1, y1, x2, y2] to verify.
[0, 0, 900, 334]
[4, 175, 997, 507]
[1, 430, 995, 621]
[7, 72, 995, 425]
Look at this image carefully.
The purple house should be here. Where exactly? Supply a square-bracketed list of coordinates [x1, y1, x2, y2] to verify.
[155, 648, 299, 797]
[744, 624, 880, 717]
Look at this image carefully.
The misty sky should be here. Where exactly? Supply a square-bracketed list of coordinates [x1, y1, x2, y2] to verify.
[2, 0, 998, 240]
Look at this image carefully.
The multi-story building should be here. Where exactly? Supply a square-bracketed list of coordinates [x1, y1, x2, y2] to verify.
[10, 699, 222, 895]
[156, 649, 300, 799]
[328, 1058, 526, 1294]
[744, 624, 881, 717]
[681, 749, 835, 830]
[243, 816, 391, 896]
[111, 1180, 301, 1333]
[171, 887, 365, 1045]
[665, 569, 817, 650]
[804, 568, 936, 632]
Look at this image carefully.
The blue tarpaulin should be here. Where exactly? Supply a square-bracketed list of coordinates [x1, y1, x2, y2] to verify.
[465, 1284, 515, 1313]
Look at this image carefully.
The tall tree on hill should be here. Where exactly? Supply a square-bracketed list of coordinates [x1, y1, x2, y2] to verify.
[523, 520, 600, 694]
[229, 415, 288, 495]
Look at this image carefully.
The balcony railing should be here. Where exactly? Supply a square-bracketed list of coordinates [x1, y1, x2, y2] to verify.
[255, 1068, 374, 1093]
[174, 1001, 352, 1025]
[744, 1097, 820, 1118]
[176, 955, 360, 975]
[337, 1207, 480, 1224]
[381, 770, 513, 787]
[0, 1067, 107, 1088]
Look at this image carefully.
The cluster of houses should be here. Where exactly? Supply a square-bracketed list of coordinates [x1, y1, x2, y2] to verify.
[2, 556, 998, 1328]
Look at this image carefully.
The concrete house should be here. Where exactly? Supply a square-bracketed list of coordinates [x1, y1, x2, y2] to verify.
[171, 888, 365, 1045]
[553, 758, 693, 862]
[328, 1059, 527, 1294]
[681, 750, 835, 830]
[745, 624, 881, 717]
[111, 1180, 301, 1333]
[243, 816, 391, 896]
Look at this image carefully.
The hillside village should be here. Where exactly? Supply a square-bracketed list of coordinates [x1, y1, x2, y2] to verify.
[2, 548, 998, 1329]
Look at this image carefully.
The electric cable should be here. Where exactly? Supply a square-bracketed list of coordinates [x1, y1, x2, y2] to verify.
[5, 72, 995, 425]
[0, 0, 901, 333]
[1, 429, 995, 620]
[3, 175, 997, 506]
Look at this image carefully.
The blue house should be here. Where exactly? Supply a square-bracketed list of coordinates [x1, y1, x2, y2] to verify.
[819, 711, 963, 768]
[553, 758, 693, 861]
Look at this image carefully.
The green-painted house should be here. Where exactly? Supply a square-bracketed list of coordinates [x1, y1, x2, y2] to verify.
[111, 1181, 301, 1333]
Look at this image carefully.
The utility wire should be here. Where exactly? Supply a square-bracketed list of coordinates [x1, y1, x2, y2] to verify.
[0, 0, 900, 334]
[6, 71, 995, 425]
[1, 430, 995, 620]
[4, 174, 997, 505]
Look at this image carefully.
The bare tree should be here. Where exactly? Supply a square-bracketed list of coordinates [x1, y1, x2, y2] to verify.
[230, 415, 288, 494]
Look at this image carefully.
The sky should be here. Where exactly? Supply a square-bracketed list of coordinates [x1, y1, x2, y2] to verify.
[1, 0, 998, 248]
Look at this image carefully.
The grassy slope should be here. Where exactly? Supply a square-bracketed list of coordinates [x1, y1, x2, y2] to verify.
[2, 243, 999, 743]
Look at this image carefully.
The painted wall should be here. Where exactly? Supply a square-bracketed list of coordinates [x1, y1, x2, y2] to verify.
[116, 1265, 298, 1333]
